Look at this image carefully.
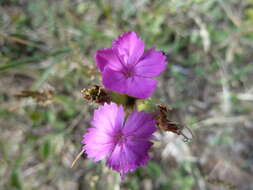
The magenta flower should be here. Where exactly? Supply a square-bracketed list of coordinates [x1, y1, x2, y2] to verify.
[96, 31, 167, 99]
[82, 103, 156, 175]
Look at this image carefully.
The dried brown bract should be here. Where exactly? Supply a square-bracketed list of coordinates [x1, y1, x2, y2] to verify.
[155, 105, 193, 142]
[81, 85, 111, 104]
[15, 89, 54, 106]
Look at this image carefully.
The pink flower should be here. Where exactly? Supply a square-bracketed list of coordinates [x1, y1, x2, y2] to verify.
[82, 103, 156, 175]
[96, 31, 168, 99]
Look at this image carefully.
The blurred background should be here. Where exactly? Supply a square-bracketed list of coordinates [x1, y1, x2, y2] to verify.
[1, 0, 253, 189]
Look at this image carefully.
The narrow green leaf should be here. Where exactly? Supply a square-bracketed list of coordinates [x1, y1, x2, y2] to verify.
[0, 48, 71, 71]
[10, 169, 22, 190]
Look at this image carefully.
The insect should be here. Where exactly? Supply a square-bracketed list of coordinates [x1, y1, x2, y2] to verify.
[81, 85, 111, 104]
[155, 104, 193, 142]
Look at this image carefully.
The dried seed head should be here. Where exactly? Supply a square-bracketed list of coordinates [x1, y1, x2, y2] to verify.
[155, 104, 193, 142]
[81, 85, 111, 104]
[15, 89, 54, 106]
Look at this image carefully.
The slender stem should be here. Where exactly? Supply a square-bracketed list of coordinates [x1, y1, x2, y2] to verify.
[71, 149, 85, 168]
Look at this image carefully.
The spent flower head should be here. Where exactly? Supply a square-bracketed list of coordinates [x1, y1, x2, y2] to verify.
[82, 102, 156, 175]
[96, 31, 168, 98]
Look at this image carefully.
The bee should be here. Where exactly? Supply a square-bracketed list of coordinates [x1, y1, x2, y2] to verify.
[155, 105, 193, 142]
[81, 85, 111, 104]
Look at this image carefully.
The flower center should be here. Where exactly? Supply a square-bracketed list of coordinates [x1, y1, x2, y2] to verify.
[115, 132, 127, 145]
[124, 72, 132, 78]
[123, 67, 135, 78]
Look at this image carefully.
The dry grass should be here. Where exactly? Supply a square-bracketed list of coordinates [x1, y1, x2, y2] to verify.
[0, 0, 253, 189]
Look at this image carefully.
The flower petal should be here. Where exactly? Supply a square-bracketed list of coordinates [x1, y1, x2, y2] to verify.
[106, 141, 152, 174]
[91, 103, 125, 135]
[102, 67, 127, 94]
[82, 103, 125, 162]
[82, 128, 114, 162]
[113, 31, 144, 66]
[123, 110, 156, 138]
[95, 48, 123, 72]
[102, 67, 157, 98]
[125, 76, 157, 98]
[105, 109, 155, 174]
[135, 48, 167, 77]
